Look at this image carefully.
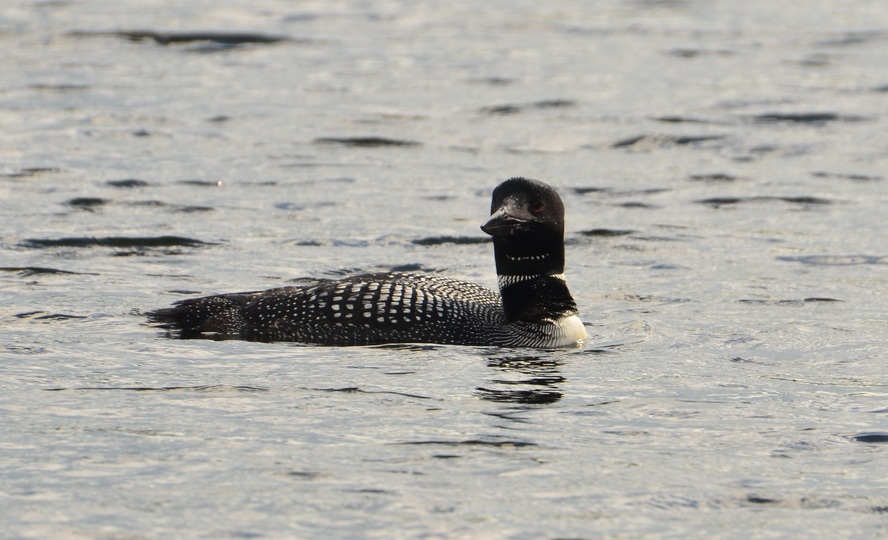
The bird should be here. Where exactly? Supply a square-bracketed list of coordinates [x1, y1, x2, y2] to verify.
[147, 177, 587, 348]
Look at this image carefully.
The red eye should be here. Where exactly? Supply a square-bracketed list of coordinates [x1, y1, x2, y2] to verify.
[529, 202, 544, 215]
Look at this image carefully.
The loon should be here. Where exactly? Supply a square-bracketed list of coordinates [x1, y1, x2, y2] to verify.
[147, 177, 587, 348]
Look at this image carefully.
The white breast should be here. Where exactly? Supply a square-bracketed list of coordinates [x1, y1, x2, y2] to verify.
[547, 314, 588, 348]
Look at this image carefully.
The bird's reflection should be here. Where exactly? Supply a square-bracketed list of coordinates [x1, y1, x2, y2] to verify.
[476, 354, 565, 405]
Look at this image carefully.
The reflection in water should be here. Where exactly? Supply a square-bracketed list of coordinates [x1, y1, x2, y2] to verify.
[476, 355, 566, 405]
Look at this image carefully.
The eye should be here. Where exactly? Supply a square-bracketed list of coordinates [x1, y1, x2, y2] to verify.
[529, 201, 544, 215]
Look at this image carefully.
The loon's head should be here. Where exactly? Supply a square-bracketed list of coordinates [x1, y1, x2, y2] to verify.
[481, 177, 566, 277]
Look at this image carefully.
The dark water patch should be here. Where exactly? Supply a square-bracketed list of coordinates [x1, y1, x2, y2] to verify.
[478, 99, 576, 115]
[311, 386, 431, 400]
[613, 293, 690, 304]
[583, 399, 621, 409]
[348, 488, 395, 495]
[208, 115, 230, 122]
[278, 161, 367, 169]
[613, 187, 671, 197]
[274, 202, 304, 211]
[484, 355, 554, 368]
[632, 234, 690, 242]
[572, 186, 611, 195]
[654, 223, 691, 231]
[696, 197, 742, 207]
[738, 495, 841, 510]
[44, 384, 269, 393]
[125, 200, 215, 212]
[177, 179, 223, 186]
[412, 236, 490, 246]
[731, 143, 815, 160]
[617, 202, 659, 209]
[580, 228, 635, 237]
[490, 375, 565, 386]
[468, 76, 516, 86]
[3, 345, 47, 355]
[14, 311, 46, 319]
[1, 167, 61, 178]
[285, 471, 327, 480]
[24, 236, 214, 249]
[28, 83, 90, 92]
[817, 30, 887, 46]
[15, 311, 87, 320]
[388, 263, 426, 272]
[396, 439, 537, 448]
[162, 289, 205, 295]
[777, 255, 888, 266]
[66, 197, 109, 210]
[730, 356, 763, 364]
[476, 387, 562, 405]
[750, 112, 869, 125]
[602, 429, 650, 437]
[479, 356, 565, 404]
[175, 205, 214, 213]
[737, 298, 802, 306]
[851, 432, 888, 443]
[669, 48, 735, 58]
[0, 266, 90, 276]
[323, 177, 356, 185]
[785, 55, 832, 67]
[812, 171, 882, 182]
[127, 200, 166, 208]
[646, 495, 712, 510]
[70, 30, 292, 48]
[612, 134, 726, 149]
[697, 196, 832, 208]
[654, 115, 726, 124]
[689, 173, 743, 182]
[314, 136, 421, 147]
[746, 495, 780, 505]
[738, 298, 842, 306]
[107, 178, 150, 188]
[649, 263, 688, 270]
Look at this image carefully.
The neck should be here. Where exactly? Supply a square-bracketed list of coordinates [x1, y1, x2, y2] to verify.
[490, 229, 576, 323]
[491, 232, 564, 277]
[498, 273, 578, 323]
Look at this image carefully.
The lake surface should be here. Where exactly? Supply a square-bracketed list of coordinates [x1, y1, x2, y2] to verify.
[2, 0, 887, 537]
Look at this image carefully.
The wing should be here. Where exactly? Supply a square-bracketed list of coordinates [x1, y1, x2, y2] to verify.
[242, 272, 505, 345]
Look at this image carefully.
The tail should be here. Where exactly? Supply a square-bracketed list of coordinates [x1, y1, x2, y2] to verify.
[147, 293, 257, 339]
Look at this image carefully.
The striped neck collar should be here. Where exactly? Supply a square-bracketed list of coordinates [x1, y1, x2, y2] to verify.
[498, 272, 565, 291]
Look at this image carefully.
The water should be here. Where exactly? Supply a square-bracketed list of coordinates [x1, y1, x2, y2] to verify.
[2, 0, 887, 537]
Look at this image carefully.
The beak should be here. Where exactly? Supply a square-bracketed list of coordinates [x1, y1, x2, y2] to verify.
[481, 202, 529, 236]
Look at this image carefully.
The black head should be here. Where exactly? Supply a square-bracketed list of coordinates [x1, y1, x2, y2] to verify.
[481, 177, 566, 276]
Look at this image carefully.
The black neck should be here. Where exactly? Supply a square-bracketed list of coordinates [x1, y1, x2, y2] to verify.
[500, 275, 578, 323]
[491, 230, 565, 277]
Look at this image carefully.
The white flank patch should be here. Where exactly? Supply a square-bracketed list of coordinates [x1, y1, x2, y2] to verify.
[550, 314, 588, 347]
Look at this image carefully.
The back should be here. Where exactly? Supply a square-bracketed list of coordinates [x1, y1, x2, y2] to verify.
[239, 272, 506, 345]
